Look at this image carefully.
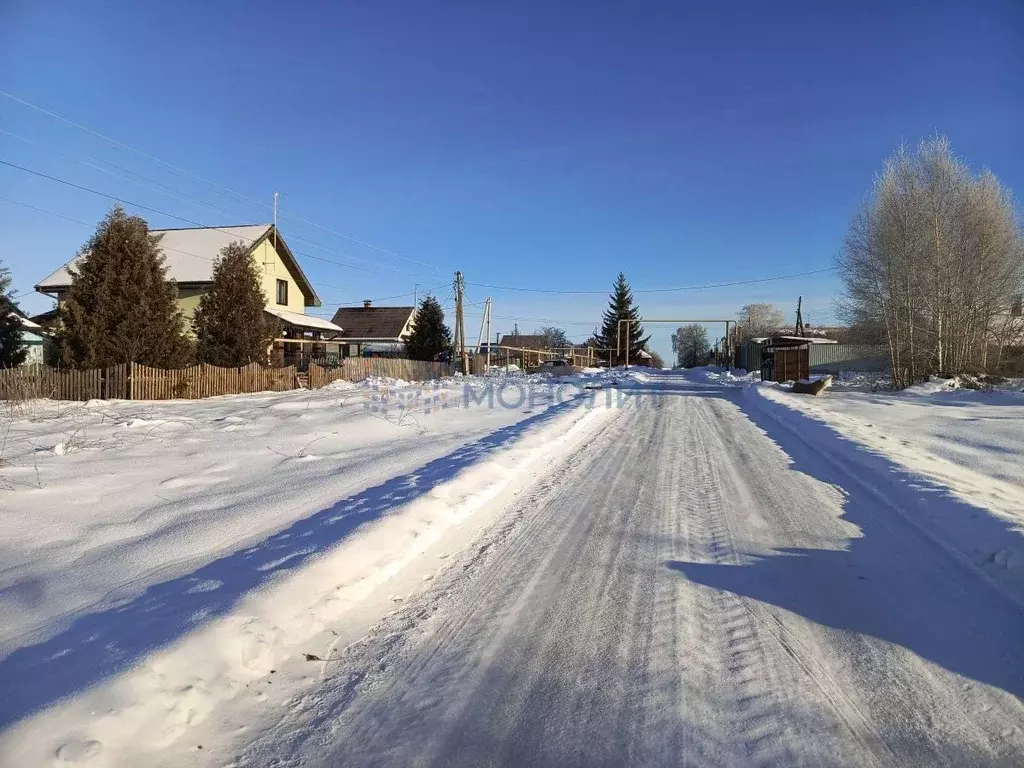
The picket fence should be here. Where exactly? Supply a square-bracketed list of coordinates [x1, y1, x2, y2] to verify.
[130, 363, 298, 399]
[1, 363, 299, 402]
[309, 358, 453, 388]
[3, 358, 454, 402]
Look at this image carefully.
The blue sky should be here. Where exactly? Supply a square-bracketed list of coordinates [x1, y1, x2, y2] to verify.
[2, 0, 1022, 358]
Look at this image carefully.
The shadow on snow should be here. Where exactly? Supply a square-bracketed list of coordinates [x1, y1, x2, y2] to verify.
[0, 396, 587, 730]
[667, 387, 1024, 701]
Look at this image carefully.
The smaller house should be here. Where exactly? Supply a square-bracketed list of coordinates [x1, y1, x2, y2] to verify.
[5, 309, 48, 366]
[19, 315, 46, 365]
[329, 301, 416, 358]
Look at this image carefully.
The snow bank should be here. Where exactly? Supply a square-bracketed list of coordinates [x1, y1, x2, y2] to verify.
[749, 383, 1024, 601]
[0, 376, 621, 738]
[0, 381, 615, 766]
[681, 365, 758, 386]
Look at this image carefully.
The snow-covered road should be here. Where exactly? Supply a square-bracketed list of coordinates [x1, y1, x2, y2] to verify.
[242, 373, 1024, 767]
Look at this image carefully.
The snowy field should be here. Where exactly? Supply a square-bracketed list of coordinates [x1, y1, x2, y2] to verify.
[1, 367, 1023, 766]
[0, 373, 620, 765]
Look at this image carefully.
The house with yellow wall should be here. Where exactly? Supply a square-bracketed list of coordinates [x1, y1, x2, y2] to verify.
[34, 224, 344, 363]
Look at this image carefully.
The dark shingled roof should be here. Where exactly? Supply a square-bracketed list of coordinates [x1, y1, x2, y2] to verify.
[498, 334, 549, 349]
[330, 306, 416, 340]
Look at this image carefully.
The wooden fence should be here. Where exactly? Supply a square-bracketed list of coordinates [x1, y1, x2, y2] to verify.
[309, 358, 453, 388]
[129, 363, 298, 399]
[0, 365, 107, 401]
[2, 358, 455, 403]
[1, 363, 299, 402]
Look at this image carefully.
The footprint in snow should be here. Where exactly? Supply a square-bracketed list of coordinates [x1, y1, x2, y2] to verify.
[55, 739, 102, 763]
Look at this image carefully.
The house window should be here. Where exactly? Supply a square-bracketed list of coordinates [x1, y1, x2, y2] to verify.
[276, 279, 288, 306]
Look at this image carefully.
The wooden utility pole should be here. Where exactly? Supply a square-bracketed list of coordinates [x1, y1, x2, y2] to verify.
[484, 298, 492, 369]
[454, 271, 469, 374]
[795, 296, 806, 337]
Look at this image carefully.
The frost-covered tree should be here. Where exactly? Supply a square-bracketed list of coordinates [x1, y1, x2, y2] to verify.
[737, 303, 784, 340]
[672, 324, 710, 367]
[837, 136, 1024, 386]
[535, 326, 570, 349]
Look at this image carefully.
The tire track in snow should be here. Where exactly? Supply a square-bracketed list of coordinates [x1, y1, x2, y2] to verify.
[238, 375, 1024, 767]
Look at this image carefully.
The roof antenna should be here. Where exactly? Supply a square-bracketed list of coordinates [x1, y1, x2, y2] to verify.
[273, 191, 279, 252]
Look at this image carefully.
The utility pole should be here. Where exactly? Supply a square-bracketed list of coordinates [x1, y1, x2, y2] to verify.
[414, 282, 419, 306]
[474, 298, 488, 354]
[484, 298, 492, 369]
[454, 271, 468, 374]
[795, 296, 805, 337]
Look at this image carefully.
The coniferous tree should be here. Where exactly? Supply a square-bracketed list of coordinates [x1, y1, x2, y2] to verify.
[0, 261, 27, 368]
[194, 242, 277, 366]
[404, 295, 452, 361]
[596, 272, 649, 364]
[59, 207, 192, 368]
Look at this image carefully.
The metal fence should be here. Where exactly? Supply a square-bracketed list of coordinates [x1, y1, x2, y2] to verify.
[809, 344, 889, 373]
[738, 341, 889, 375]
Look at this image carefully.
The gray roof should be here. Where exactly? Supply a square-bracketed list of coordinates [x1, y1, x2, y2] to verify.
[498, 334, 549, 349]
[35, 225, 321, 307]
[330, 306, 415, 341]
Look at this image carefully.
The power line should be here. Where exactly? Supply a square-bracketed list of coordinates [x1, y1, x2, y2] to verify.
[0, 195, 92, 226]
[0, 89, 444, 274]
[0, 159, 412, 280]
[466, 267, 837, 295]
[0, 194, 346, 293]
[0, 127, 436, 281]
[314, 282, 449, 309]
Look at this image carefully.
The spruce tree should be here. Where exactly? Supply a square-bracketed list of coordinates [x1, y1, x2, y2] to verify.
[404, 295, 452, 361]
[194, 242, 277, 366]
[59, 207, 192, 369]
[0, 261, 27, 368]
[597, 272, 649, 364]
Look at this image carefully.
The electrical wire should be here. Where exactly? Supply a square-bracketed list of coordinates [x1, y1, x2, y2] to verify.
[465, 267, 837, 295]
[0, 128, 437, 280]
[0, 89, 445, 273]
[0, 159, 412, 280]
[0, 194, 348, 293]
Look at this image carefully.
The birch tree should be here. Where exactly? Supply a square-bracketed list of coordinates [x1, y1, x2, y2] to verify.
[837, 137, 1023, 387]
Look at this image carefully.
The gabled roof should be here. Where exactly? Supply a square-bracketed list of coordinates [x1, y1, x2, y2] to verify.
[330, 305, 415, 341]
[18, 314, 42, 331]
[499, 334, 549, 349]
[35, 224, 321, 307]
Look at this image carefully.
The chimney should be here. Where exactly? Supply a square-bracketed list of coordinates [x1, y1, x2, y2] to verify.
[363, 299, 372, 308]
